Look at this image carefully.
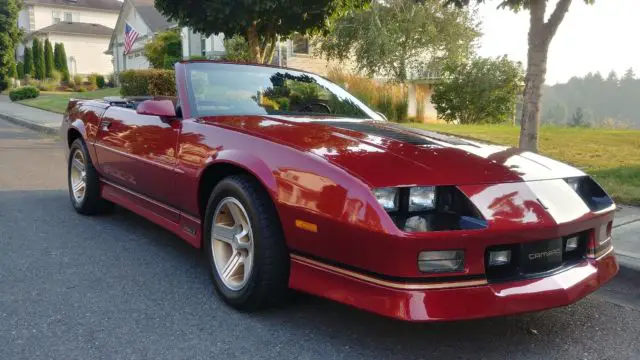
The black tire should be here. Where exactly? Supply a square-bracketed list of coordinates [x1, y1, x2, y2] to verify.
[204, 175, 290, 311]
[68, 139, 112, 215]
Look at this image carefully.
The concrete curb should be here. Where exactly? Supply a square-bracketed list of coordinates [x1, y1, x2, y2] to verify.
[616, 252, 640, 278]
[0, 112, 58, 136]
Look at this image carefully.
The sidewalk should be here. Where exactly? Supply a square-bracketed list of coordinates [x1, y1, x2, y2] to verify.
[0, 95, 62, 135]
[613, 205, 640, 275]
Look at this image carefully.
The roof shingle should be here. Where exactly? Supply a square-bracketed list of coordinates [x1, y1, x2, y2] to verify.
[25, 0, 122, 11]
[33, 22, 114, 36]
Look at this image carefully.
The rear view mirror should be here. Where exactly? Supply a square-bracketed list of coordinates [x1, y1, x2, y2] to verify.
[136, 99, 177, 118]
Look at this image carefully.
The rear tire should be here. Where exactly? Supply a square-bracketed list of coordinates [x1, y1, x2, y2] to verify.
[68, 139, 112, 215]
[204, 175, 290, 311]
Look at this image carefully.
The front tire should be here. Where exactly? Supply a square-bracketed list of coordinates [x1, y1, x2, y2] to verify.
[68, 139, 112, 215]
[204, 175, 290, 311]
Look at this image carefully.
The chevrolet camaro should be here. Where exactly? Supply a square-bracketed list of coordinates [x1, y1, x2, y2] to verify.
[60, 61, 618, 321]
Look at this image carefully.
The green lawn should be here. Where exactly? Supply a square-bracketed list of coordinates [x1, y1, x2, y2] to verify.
[409, 123, 640, 205]
[19, 88, 121, 114]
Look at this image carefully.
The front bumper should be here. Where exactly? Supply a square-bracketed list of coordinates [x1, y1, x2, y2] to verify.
[289, 250, 618, 321]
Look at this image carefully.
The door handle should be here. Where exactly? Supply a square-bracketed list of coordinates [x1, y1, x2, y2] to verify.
[100, 120, 111, 131]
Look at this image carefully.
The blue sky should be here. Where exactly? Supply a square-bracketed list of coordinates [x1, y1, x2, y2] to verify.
[477, 0, 640, 84]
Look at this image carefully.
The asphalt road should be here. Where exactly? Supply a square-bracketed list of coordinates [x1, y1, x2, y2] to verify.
[1, 118, 640, 360]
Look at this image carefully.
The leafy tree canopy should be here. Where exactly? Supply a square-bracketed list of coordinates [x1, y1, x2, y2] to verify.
[0, 0, 22, 87]
[154, 0, 370, 63]
[143, 30, 182, 69]
[320, 0, 480, 82]
[432, 56, 524, 124]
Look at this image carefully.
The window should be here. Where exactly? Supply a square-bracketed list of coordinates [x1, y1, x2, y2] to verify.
[52, 10, 61, 24]
[291, 34, 309, 55]
[64, 12, 72, 22]
[185, 63, 382, 120]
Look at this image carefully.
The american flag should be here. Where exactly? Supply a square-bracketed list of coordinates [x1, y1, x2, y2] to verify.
[123, 22, 140, 55]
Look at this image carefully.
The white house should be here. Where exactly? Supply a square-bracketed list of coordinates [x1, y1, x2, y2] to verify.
[18, 0, 122, 75]
[106, 0, 342, 77]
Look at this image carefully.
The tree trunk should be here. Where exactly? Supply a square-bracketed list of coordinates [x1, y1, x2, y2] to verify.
[519, 0, 573, 152]
[246, 23, 262, 63]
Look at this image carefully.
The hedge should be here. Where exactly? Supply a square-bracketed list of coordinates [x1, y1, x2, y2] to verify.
[9, 86, 40, 101]
[120, 69, 176, 97]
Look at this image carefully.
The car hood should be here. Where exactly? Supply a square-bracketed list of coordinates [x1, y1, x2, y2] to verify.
[202, 115, 585, 188]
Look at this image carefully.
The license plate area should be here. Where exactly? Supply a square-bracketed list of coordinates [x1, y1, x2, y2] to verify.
[485, 233, 588, 283]
[520, 238, 563, 273]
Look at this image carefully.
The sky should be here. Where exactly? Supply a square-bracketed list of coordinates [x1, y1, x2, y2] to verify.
[476, 0, 640, 84]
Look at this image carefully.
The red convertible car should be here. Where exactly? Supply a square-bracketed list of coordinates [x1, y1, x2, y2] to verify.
[61, 61, 618, 321]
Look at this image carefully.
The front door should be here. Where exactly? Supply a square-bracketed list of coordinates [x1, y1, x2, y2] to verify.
[94, 106, 181, 213]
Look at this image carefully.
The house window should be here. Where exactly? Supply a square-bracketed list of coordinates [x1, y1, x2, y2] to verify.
[291, 34, 309, 55]
[64, 12, 73, 22]
[52, 10, 61, 24]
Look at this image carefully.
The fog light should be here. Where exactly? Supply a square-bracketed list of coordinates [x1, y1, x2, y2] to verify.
[418, 250, 464, 273]
[565, 236, 579, 252]
[488, 250, 511, 266]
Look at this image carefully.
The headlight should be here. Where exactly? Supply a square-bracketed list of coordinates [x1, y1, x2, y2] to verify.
[373, 187, 398, 212]
[409, 186, 436, 212]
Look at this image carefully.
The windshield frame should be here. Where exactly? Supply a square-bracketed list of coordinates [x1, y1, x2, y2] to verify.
[183, 62, 384, 121]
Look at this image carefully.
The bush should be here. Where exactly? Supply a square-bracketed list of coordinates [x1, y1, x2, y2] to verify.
[16, 61, 24, 80]
[76, 87, 87, 93]
[9, 86, 40, 101]
[73, 74, 83, 86]
[326, 67, 408, 122]
[51, 70, 62, 84]
[120, 69, 176, 97]
[0, 77, 9, 92]
[37, 79, 58, 92]
[87, 73, 98, 87]
[107, 73, 117, 87]
[189, 55, 207, 61]
[96, 75, 106, 89]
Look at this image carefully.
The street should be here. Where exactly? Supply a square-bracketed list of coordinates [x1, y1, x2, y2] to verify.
[1, 117, 639, 360]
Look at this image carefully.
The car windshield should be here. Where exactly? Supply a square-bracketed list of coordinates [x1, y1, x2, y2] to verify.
[185, 63, 383, 120]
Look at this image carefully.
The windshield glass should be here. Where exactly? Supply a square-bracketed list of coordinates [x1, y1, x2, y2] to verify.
[185, 63, 382, 120]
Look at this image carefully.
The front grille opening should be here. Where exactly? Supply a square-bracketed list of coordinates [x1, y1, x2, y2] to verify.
[485, 232, 589, 283]
[390, 186, 487, 232]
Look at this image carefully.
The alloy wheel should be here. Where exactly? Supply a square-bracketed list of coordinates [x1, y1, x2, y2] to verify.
[69, 149, 87, 203]
[211, 197, 255, 291]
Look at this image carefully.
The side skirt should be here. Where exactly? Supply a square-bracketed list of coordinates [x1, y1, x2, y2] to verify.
[100, 179, 202, 248]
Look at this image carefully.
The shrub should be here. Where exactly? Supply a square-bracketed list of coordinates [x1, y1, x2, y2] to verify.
[76, 87, 87, 93]
[107, 73, 117, 87]
[326, 67, 408, 122]
[120, 69, 176, 97]
[87, 73, 98, 87]
[0, 77, 9, 92]
[144, 30, 182, 69]
[37, 79, 57, 92]
[9, 86, 40, 101]
[96, 75, 106, 89]
[51, 70, 62, 84]
[73, 74, 83, 86]
[16, 61, 24, 79]
[189, 55, 207, 61]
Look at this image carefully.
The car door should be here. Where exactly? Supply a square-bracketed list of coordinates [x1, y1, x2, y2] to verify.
[94, 105, 181, 212]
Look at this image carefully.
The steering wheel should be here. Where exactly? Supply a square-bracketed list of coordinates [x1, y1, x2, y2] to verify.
[300, 102, 332, 114]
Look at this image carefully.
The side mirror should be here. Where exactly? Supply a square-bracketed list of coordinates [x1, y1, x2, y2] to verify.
[136, 99, 177, 118]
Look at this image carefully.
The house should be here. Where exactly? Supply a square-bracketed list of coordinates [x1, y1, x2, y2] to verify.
[18, 0, 122, 76]
[106, 0, 344, 77]
[106, 0, 176, 72]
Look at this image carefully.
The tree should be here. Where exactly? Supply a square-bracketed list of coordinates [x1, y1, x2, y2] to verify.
[32, 38, 45, 80]
[320, 0, 480, 82]
[432, 56, 524, 124]
[0, 0, 22, 89]
[154, 0, 370, 64]
[448, 0, 595, 152]
[54, 42, 70, 82]
[44, 38, 54, 79]
[221, 35, 253, 62]
[23, 47, 34, 77]
[143, 30, 182, 69]
[570, 107, 587, 127]
[16, 61, 24, 79]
